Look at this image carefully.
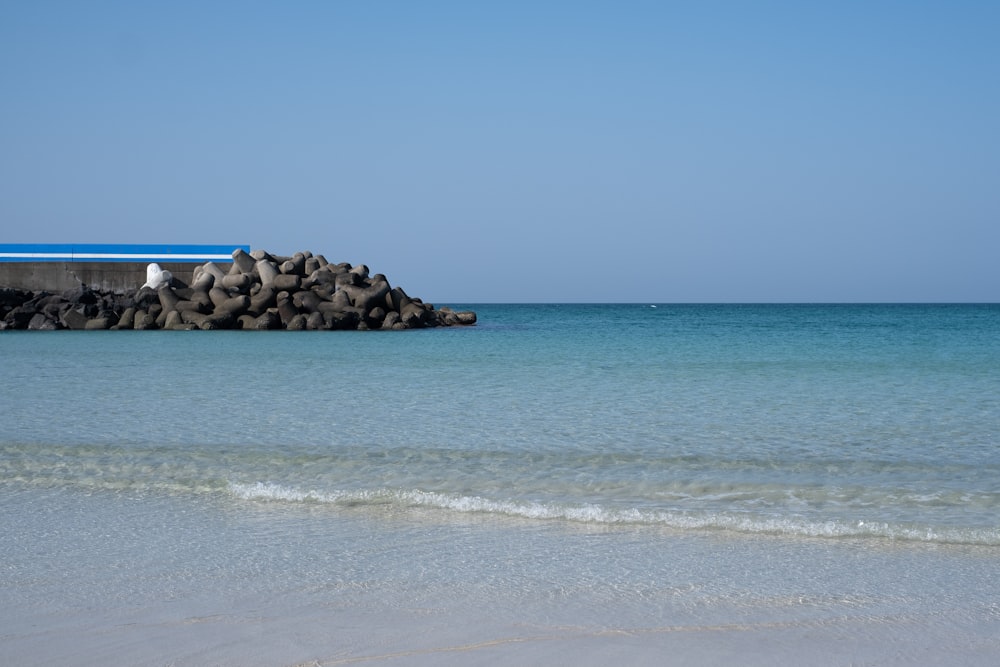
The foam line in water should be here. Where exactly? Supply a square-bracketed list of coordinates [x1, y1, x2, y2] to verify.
[227, 482, 1000, 546]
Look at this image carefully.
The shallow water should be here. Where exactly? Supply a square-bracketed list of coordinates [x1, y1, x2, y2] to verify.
[2, 304, 999, 665]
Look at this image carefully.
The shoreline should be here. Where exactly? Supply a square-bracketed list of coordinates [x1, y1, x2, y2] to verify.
[3, 482, 998, 666]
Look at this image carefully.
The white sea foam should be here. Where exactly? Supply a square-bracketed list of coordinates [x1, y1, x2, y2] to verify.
[227, 482, 1000, 546]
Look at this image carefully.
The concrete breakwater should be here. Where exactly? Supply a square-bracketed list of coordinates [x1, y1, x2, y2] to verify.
[0, 248, 476, 331]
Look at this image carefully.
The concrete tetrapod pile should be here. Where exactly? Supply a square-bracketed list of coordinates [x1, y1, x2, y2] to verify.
[0, 248, 477, 331]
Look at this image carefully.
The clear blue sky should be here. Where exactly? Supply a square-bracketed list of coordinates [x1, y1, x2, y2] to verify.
[2, 1, 997, 302]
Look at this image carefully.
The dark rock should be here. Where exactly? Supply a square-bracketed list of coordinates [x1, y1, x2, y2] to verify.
[59, 306, 90, 330]
[42, 300, 69, 320]
[201, 262, 227, 283]
[134, 287, 160, 310]
[305, 311, 325, 330]
[164, 310, 184, 330]
[6, 308, 36, 329]
[2, 247, 476, 332]
[276, 297, 298, 327]
[118, 307, 136, 329]
[0, 287, 31, 309]
[253, 311, 282, 330]
[216, 295, 250, 317]
[400, 302, 431, 328]
[381, 311, 401, 330]
[311, 283, 336, 300]
[181, 310, 234, 330]
[28, 313, 57, 330]
[329, 289, 352, 311]
[366, 306, 387, 328]
[84, 317, 113, 330]
[208, 287, 230, 309]
[186, 290, 212, 308]
[133, 309, 155, 330]
[272, 274, 301, 292]
[334, 272, 360, 288]
[292, 290, 322, 313]
[176, 300, 208, 315]
[231, 248, 256, 274]
[256, 260, 279, 288]
[341, 280, 390, 313]
[280, 253, 306, 276]
[326, 310, 361, 330]
[387, 287, 409, 313]
[61, 286, 98, 305]
[306, 270, 338, 290]
[221, 273, 252, 291]
[248, 285, 277, 315]
[190, 269, 215, 291]
[158, 286, 180, 312]
[286, 313, 308, 330]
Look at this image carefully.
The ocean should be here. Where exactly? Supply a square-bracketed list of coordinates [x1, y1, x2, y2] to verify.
[2, 303, 999, 665]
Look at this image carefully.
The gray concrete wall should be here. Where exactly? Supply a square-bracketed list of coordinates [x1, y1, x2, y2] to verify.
[0, 262, 226, 293]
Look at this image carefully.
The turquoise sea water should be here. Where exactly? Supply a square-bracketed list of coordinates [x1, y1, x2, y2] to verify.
[2, 304, 999, 665]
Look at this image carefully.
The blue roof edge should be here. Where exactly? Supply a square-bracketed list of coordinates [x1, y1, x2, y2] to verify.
[0, 244, 251, 263]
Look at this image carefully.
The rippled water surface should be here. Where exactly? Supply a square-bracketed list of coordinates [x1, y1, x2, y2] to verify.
[2, 304, 999, 665]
